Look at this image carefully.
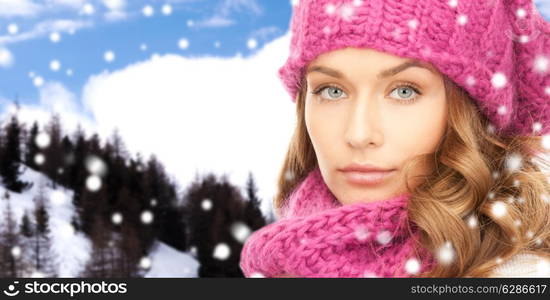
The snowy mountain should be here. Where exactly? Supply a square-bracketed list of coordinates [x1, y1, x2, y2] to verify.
[0, 166, 199, 277]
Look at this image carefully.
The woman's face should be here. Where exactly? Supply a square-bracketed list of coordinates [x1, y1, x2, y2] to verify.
[304, 47, 448, 205]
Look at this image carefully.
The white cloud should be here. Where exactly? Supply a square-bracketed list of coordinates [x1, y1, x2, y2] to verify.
[80, 32, 294, 213]
[0, 81, 97, 136]
[0, 0, 42, 17]
[0, 19, 93, 45]
[102, 0, 127, 21]
[47, 0, 86, 9]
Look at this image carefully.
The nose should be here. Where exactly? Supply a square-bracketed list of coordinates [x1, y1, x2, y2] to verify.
[344, 97, 384, 149]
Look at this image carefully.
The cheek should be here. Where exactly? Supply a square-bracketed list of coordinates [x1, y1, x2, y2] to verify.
[386, 99, 447, 155]
[305, 103, 343, 161]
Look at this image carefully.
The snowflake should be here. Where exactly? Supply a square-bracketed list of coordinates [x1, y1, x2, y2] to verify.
[11, 246, 21, 258]
[505, 153, 523, 172]
[533, 122, 543, 133]
[34, 153, 45, 165]
[491, 201, 507, 218]
[325, 4, 337, 15]
[35, 132, 51, 148]
[466, 215, 478, 228]
[405, 258, 421, 275]
[436, 241, 455, 265]
[81, 3, 95, 15]
[33, 76, 44, 87]
[545, 86, 550, 96]
[201, 198, 213, 211]
[231, 221, 252, 243]
[466, 75, 476, 86]
[86, 175, 102, 192]
[187, 19, 195, 27]
[534, 55, 549, 73]
[140, 43, 147, 51]
[85, 155, 107, 176]
[142, 5, 154, 17]
[408, 19, 419, 30]
[112, 212, 123, 225]
[139, 256, 152, 269]
[50, 32, 61, 43]
[448, 0, 458, 8]
[66, 69, 73, 76]
[150, 198, 157, 206]
[516, 8, 527, 18]
[457, 14, 468, 26]
[354, 225, 370, 241]
[141, 210, 154, 224]
[514, 219, 521, 227]
[104, 50, 115, 63]
[491, 72, 507, 89]
[50, 60, 61, 72]
[213, 243, 231, 260]
[162, 4, 172, 15]
[247, 38, 257, 50]
[363, 270, 379, 277]
[376, 230, 392, 245]
[497, 105, 507, 115]
[7, 23, 18, 35]
[178, 38, 189, 50]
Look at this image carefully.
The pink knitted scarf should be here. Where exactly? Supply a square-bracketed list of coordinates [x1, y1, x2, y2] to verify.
[239, 166, 436, 278]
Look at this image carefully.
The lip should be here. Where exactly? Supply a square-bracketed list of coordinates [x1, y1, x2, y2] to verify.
[338, 163, 396, 186]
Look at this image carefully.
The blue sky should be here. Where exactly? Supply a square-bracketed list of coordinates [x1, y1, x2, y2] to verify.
[0, 0, 292, 107]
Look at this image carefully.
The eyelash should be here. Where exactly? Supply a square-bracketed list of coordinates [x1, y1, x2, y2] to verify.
[310, 82, 423, 104]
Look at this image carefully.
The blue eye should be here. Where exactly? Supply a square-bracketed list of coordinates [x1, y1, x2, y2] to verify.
[311, 86, 347, 101]
[389, 85, 421, 103]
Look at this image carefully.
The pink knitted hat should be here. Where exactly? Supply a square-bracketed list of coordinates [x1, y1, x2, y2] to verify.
[278, 0, 550, 137]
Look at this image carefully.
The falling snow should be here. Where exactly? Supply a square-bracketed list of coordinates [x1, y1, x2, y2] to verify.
[139, 256, 152, 269]
[50, 60, 61, 72]
[142, 5, 154, 17]
[534, 55, 549, 73]
[437, 241, 455, 265]
[491, 72, 507, 89]
[50, 32, 61, 43]
[405, 258, 420, 275]
[201, 198, 212, 211]
[86, 175, 102, 192]
[35, 132, 51, 148]
[141, 210, 154, 224]
[491, 201, 507, 218]
[376, 230, 392, 245]
[505, 153, 523, 172]
[162, 4, 173, 16]
[104, 50, 115, 63]
[85, 155, 107, 177]
[112, 212, 123, 225]
[34, 153, 45, 165]
[178, 38, 189, 50]
[230, 222, 251, 243]
[213, 243, 231, 260]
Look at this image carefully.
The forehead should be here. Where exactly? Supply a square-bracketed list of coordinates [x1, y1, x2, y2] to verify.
[306, 47, 439, 77]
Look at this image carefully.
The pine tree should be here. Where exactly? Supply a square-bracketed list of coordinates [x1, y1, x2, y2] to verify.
[243, 172, 267, 230]
[0, 115, 32, 193]
[24, 121, 40, 171]
[43, 114, 64, 188]
[183, 173, 249, 277]
[30, 181, 58, 277]
[0, 191, 25, 277]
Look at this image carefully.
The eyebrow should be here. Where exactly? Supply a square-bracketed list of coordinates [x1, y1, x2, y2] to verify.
[306, 59, 437, 80]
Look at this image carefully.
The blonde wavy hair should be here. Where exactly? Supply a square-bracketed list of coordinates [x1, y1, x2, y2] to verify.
[273, 75, 550, 277]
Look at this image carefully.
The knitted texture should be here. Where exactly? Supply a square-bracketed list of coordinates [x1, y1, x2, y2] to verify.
[239, 166, 436, 278]
[278, 0, 550, 136]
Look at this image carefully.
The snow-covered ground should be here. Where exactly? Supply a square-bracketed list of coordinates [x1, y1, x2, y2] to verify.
[144, 241, 199, 278]
[0, 166, 199, 277]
